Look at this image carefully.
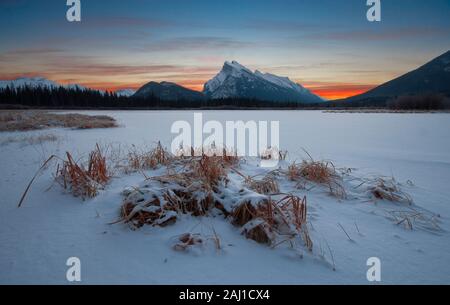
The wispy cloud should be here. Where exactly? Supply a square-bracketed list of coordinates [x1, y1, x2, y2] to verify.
[1, 48, 65, 56]
[81, 16, 173, 28]
[308, 27, 450, 41]
[140, 36, 254, 52]
[47, 64, 181, 76]
[242, 20, 322, 31]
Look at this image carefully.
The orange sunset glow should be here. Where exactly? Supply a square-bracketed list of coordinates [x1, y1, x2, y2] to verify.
[58, 78, 376, 100]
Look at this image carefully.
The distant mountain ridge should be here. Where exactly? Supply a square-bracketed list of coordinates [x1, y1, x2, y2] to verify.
[5, 51, 449, 106]
[115, 89, 136, 97]
[343, 50, 450, 102]
[0, 77, 64, 90]
[1, 62, 325, 104]
[203, 61, 324, 103]
[0, 77, 136, 97]
[133, 81, 205, 101]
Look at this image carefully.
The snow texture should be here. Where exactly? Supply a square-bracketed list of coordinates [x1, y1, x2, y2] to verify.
[1, 110, 450, 284]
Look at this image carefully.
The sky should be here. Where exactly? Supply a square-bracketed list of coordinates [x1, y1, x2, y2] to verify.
[0, 0, 449, 99]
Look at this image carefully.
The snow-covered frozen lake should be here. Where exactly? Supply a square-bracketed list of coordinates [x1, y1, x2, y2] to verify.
[1, 110, 450, 284]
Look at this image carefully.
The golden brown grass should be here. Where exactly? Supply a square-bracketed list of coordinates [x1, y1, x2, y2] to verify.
[231, 168, 280, 195]
[0, 111, 117, 132]
[18, 144, 111, 206]
[55, 144, 111, 199]
[114, 146, 314, 251]
[127, 142, 171, 171]
[191, 155, 229, 187]
[246, 176, 280, 195]
[164, 188, 216, 217]
[117, 150, 240, 226]
[232, 200, 266, 227]
[119, 197, 177, 229]
[19, 142, 317, 253]
[243, 220, 272, 245]
[232, 194, 312, 250]
[287, 156, 346, 198]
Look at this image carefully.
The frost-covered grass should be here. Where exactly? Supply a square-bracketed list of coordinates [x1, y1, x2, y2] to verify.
[1, 110, 450, 284]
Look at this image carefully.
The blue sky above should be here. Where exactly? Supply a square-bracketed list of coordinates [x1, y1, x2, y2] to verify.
[0, 0, 449, 98]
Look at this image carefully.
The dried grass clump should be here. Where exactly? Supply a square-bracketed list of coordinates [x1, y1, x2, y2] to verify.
[127, 142, 171, 171]
[242, 219, 272, 245]
[368, 178, 413, 204]
[221, 148, 240, 166]
[117, 184, 218, 227]
[119, 193, 177, 229]
[164, 188, 217, 217]
[61, 114, 117, 130]
[299, 160, 336, 184]
[287, 159, 346, 198]
[232, 200, 268, 227]
[55, 145, 111, 199]
[248, 176, 280, 195]
[231, 168, 280, 195]
[0, 111, 117, 132]
[116, 146, 313, 252]
[117, 167, 224, 227]
[231, 195, 312, 250]
[18, 144, 111, 207]
[191, 155, 228, 187]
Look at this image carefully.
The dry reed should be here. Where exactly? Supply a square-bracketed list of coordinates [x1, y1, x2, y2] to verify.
[127, 142, 171, 171]
[55, 144, 111, 199]
[287, 158, 346, 198]
[368, 178, 413, 204]
[232, 194, 312, 250]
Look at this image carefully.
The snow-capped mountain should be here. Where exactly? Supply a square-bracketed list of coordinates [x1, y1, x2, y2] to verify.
[0, 77, 60, 90]
[204, 61, 324, 103]
[115, 89, 136, 97]
[0, 77, 89, 92]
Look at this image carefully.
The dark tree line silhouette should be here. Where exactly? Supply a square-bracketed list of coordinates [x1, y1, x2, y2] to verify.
[1, 86, 448, 110]
[0, 86, 311, 109]
[387, 94, 450, 110]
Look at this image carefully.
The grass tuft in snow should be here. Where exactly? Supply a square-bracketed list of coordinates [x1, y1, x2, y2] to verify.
[367, 177, 413, 204]
[126, 141, 171, 172]
[228, 194, 313, 249]
[55, 144, 111, 199]
[287, 157, 346, 199]
[232, 168, 280, 195]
